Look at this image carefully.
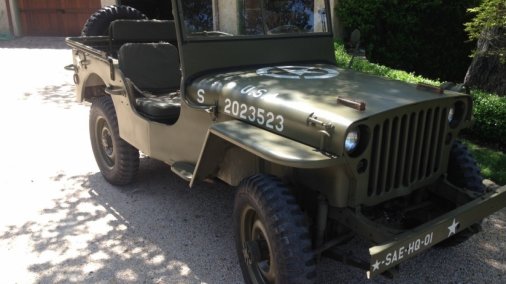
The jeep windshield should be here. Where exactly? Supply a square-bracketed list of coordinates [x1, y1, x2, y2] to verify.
[181, 0, 331, 39]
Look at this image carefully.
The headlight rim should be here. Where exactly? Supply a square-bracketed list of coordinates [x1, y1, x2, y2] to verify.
[345, 128, 360, 154]
[344, 125, 369, 157]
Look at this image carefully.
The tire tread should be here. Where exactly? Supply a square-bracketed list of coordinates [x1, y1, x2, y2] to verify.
[90, 96, 139, 185]
[235, 174, 316, 283]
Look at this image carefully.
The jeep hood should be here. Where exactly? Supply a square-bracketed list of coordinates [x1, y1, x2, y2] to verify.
[187, 64, 468, 155]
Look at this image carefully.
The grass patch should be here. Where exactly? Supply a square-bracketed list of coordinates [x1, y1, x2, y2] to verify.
[464, 140, 506, 185]
[335, 42, 506, 185]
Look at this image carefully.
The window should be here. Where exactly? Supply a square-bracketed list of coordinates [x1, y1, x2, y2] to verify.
[181, 0, 329, 38]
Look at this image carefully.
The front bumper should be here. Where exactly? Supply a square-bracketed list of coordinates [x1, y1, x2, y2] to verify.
[368, 184, 506, 278]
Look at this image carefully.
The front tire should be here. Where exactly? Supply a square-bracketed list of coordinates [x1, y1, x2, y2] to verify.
[90, 96, 139, 185]
[439, 140, 484, 247]
[447, 140, 485, 193]
[234, 174, 316, 284]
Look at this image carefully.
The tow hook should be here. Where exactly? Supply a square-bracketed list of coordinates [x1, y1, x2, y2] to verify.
[64, 64, 76, 71]
[64, 64, 80, 84]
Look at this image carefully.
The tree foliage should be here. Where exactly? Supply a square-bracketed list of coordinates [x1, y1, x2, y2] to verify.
[465, 0, 506, 62]
[464, 0, 506, 96]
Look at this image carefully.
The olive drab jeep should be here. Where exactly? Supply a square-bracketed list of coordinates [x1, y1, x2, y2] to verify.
[66, 0, 506, 282]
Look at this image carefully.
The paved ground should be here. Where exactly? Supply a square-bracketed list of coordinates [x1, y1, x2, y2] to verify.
[0, 37, 504, 283]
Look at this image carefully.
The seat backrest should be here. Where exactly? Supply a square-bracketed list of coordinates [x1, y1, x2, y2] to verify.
[118, 43, 181, 93]
[110, 20, 177, 43]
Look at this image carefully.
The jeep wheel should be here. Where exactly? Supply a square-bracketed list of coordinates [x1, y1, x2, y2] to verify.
[81, 5, 147, 36]
[439, 140, 484, 247]
[447, 140, 485, 193]
[90, 96, 139, 185]
[234, 174, 316, 284]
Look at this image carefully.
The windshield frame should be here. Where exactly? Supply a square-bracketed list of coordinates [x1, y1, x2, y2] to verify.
[175, 0, 333, 42]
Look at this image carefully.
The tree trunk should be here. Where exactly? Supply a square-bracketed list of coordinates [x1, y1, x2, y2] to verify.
[464, 27, 506, 96]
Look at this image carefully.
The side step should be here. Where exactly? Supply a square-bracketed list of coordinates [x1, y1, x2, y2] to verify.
[171, 162, 195, 182]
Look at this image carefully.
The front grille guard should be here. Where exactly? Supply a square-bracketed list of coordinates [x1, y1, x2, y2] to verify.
[353, 98, 469, 205]
[368, 106, 449, 197]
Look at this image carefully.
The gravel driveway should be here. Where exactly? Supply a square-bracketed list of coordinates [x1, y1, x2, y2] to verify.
[0, 37, 504, 284]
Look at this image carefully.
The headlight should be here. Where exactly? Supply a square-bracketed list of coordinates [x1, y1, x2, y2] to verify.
[345, 129, 360, 153]
[448, 107, 455, 124]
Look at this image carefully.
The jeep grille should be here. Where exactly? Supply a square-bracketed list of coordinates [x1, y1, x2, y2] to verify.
[368, 107, 449, 196]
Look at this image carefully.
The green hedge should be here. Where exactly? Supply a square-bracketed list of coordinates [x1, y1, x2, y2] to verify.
[336, 0, 480, 82]
[335, 42, 506, 147]
[468, 90, 506, 146]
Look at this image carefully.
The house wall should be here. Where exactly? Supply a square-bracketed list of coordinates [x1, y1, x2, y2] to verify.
[214, 0, 239, 34]
[0, 0, 11, 36]
[101, 0, 115, 7]
[330, 0, 344, 39]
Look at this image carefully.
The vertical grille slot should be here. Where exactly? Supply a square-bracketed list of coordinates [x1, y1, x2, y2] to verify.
[376, 119, 390, 195]
[394, 115, 408, 188]
[385, 117, 399, 192]
[404, 112, 418, 186]
[368, 106, 448, 197]
[418, 109, 434, 180]
[368, 125, 381, 196]
[426, 108, 441, 177]
[411, 110, 426, 183]
[433, 108, 448, 172]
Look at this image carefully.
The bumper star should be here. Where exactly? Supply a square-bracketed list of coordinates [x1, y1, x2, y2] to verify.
[448, 218, 460, 237]
[372, 259, 381, 271]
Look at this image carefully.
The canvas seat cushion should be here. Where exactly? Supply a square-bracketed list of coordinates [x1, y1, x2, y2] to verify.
[135, 94, 181, 124]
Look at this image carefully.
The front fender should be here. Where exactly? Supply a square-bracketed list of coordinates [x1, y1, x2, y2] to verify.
[191, 120, 341, 187]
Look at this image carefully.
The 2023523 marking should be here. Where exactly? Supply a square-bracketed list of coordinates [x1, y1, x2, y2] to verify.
[224, 99, 284, 132]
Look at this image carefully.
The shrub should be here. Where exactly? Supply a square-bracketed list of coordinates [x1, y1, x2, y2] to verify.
[468, 90, 506, 146]
[337, 0, 481, 82]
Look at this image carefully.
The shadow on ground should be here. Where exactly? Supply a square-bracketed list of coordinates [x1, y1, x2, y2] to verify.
[1, 157, 504, 283]
[21, 82, 80, 110]
[0, 159, 240, 283]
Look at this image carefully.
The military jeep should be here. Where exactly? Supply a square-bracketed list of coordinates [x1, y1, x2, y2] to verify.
[66, 0, 506, 282]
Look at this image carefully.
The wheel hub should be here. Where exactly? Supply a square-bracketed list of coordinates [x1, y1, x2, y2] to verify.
[242, 208, 276, 283]
[101, 127, 114, 158]
[243, 240, 263, 265]
[95, 117, 115, 168]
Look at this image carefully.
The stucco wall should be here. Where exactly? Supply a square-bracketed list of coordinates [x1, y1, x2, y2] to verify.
[0, 0, 10, 35]
[330, 0, 344, 39]
[215, 0, 239, 34]
[101, 0, 116, 7]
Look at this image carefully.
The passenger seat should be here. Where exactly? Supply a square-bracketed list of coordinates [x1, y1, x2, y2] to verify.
[118, 42, 181, 124]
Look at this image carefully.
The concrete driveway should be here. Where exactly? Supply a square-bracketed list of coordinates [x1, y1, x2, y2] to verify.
[0, 37, 504, 284]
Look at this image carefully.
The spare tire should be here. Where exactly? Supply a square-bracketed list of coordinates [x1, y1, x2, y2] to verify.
[81, 5, 147, 36]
